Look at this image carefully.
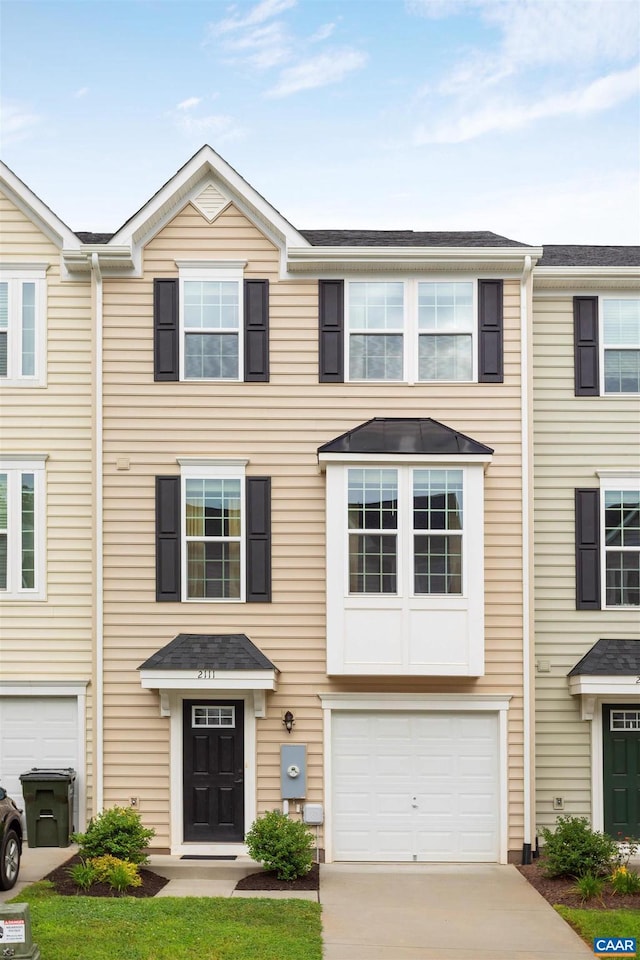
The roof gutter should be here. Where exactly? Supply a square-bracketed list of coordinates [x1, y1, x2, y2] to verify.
[90, 252, 104, 814]
[287, 245, 543, 272]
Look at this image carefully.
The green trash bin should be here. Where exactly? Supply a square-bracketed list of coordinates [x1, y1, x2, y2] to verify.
[19, 768, 76, 848]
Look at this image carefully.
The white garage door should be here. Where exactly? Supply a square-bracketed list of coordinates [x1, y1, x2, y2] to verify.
[0, 697, 79, 834]
[332, 711, 499, 862]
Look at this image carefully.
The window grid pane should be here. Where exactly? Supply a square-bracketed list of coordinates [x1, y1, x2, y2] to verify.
[349, 333, 403, 380]
[419, 333, 472, 381]
[192, 706, 235, 727]
[605, 490, 640, 548]
[348, 282, 404, 330]
[605, 551, 640, 606]
[21, 282, 36, 377]
[349, 534, 397, 593]
[611, 710, 640, 731]
[414, 534, 462, 594]
[0, 473, 6, 591]
[185, 479, 241, 538]
[184, 332, 238, 379]
[348, 469, 398, 531]
[418, 282, 473, 331]
[603, 299, 640, 346]
[187, 541, 241, 599]
[184, 281, 239, 330]
[21, 473, 35, 589]
[604, 349, 640, 394]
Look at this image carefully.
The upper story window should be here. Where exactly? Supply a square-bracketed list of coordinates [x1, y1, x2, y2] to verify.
[602, 298, 640, 394]
[184, 470, 244, 599]
[0, 269, 46, 387]
[344, 279, 486, 383]
[0, 456, 46, 600]
[347, 466, 464, 597]
[181, 266, 243, 381]
[603, 482, 639, 607]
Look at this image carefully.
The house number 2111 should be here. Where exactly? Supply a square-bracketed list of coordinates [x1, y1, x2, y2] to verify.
[197, 669, 215, 680]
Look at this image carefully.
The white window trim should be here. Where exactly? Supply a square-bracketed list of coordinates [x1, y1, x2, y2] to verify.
[599, 294, 640, 397]
[179, 458, 247, 603]
[177, 262, 245, 382]
[0, 267, 47, 388]
[344, 276, 478, 385]
[0, 455, 47, 600]
[599, 473, 640, 610]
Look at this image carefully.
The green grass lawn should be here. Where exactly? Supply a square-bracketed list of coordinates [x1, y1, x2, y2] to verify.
[556, 906, 640, 947]
[14, 882, 322, 960]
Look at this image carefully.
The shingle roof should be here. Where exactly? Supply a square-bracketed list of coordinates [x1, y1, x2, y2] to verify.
[300, 229, 529, 248]
[568, 639, 640, 676]
[538, 245, 640, 267]
[318, 418, 494, 456]
[138, 634, 278, 672]
[76, 231, 115, 244]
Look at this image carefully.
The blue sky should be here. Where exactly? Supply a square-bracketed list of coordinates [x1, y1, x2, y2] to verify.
[2, 0, 639, 244]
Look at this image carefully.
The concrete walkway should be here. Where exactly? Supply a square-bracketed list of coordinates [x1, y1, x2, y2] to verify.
[2, 848, 595, 959]
[320, 863, 593, 960]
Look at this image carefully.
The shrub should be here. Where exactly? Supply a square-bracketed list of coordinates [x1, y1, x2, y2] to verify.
[68, 858, 99, 890]
[573, 873, 604, 902]
[245, 810, 315, 881]
[72, 805, 155, 865]
[539, 816, 618, 878]
[610, 865, 640, 895]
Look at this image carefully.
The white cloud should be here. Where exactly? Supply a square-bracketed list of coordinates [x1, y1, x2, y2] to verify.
[73, 87, 89, 99]
[176, 97, 202, 111]
[0, 100, 40, 144]
[207, 0, 296, 38]
[171, 109, 246, 143]
[414, 63, 640, 143]
[222, 21, 292, 69]
[266, 49, 367, 97]
[310, 22, 337, 42]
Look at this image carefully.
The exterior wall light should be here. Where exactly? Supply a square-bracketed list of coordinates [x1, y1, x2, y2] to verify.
[283, 710, 295, 734]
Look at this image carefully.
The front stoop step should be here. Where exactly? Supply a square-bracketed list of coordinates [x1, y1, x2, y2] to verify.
[147, 854, 260, 882]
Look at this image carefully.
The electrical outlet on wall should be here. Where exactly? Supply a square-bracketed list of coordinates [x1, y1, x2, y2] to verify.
[552, 797, 564, 811]
[130, 797, 138, 807]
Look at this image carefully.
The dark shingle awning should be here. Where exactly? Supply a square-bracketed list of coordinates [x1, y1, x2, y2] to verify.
[567, 639, 640, 719]
[318, 418, 493, 459]
[568, 639, 640, 677]
[138, 635, 278, 711]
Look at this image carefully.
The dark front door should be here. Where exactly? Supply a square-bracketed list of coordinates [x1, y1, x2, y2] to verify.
[603, 704, 640, 839]
[183, 699, 245, 842]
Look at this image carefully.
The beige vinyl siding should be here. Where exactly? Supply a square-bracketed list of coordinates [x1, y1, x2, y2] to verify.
[533, 292, 639, 830]
[0, 190, 94, 820]
[101, 202, 526, 851]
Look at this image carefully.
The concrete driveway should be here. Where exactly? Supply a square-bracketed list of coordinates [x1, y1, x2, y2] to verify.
[320, 863, 593, 960]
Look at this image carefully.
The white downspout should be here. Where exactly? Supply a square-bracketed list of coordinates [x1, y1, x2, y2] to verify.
[520, 254, 534, 859]
[91, 253, 104, 812]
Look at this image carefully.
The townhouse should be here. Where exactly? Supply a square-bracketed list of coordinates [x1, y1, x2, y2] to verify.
[0, 146, 637, 861]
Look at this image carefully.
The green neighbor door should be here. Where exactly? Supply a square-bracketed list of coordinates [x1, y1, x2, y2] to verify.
[603, 704, 640, 839]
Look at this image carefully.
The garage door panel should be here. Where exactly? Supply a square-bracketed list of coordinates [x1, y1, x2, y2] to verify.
[332, 710, 499, 862]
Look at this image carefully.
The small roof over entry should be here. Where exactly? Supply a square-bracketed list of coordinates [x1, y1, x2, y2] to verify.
[138, 633, 278, 694]
[568, 639, 640, 719]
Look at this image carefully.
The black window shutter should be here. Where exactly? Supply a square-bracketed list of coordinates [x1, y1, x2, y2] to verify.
[244, 279, 269, 382]
[478, 279, 503, 383]
[154, 279, 179, 382]
[246, 477, 271, 602]
[156, 476, 181, 601]
[574, 297, 599, 396]
[575, 488, 601, 609]
[319, 280, 344, 382]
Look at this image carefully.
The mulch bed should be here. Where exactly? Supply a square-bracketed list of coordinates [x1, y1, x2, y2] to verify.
[234, 862, 320, 892]
[43, 853, 169, 898]
[517, 857, 640, 910]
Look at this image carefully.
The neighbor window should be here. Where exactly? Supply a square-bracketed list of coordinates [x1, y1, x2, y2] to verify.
[0, 457, 46, 599]
[0, 271, 46, 386]
[603, 485, 640, 607]
[346, 279, 477, 382]
[347, 466, 465, 596]
[602, 298, 640, 394]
